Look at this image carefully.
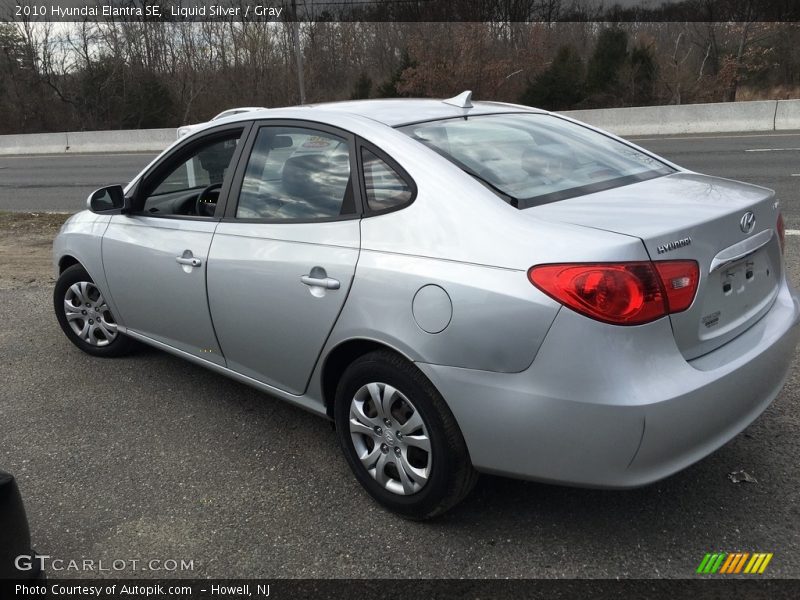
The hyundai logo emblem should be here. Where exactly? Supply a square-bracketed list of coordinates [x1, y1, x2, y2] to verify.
[740, 211, 756, 234]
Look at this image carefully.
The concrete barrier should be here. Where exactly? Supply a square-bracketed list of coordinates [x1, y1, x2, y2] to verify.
[774, 99, 800, 131]
[0, 132, 69, 155]
[64, 128, 175, 154]
[0, 128, 175, 156]
[561, 100, 780, 137]
[1, 99, 800, 155]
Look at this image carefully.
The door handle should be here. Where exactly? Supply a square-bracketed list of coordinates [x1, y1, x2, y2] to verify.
[301, 275, 340, 290]
[176, 256, 202, 267]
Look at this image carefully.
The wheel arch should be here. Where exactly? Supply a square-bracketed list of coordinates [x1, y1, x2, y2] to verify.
[55, 250, 125, 329]
[321, 338, 416, 419]
[58, 255, 82, 274]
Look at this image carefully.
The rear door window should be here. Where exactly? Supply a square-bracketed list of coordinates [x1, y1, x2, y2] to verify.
[235, 126, 355, 221]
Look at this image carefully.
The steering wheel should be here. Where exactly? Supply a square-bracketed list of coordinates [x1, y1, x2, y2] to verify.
[195, 182, 223, 217]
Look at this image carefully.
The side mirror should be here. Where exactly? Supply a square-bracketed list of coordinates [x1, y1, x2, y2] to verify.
[87, 185, 131, 214]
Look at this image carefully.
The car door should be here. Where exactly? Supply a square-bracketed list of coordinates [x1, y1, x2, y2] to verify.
[102, 124, 249, 365]
[206, 122, 361, 394]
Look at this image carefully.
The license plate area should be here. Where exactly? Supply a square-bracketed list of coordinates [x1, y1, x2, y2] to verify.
[699, 247, 778, 339]
[721, 257, 758, 296]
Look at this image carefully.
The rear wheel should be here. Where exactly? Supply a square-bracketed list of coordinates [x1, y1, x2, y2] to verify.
[334, 350, 478, 519]
[54, 264, 137, 357]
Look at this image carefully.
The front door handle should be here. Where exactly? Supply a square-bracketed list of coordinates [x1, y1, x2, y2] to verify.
[301, 275, 340, 290]
[176, 253, 202, 267]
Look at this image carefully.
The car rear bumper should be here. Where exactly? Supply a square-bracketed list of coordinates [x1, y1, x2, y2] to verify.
[416, 279, 800, 488]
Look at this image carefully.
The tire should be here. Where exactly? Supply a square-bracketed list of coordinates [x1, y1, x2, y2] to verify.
[334, 350, 478, 519]
[54, 264, 137, 357]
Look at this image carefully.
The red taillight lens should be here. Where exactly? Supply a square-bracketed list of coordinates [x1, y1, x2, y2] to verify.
[653, 260, 700, 313]
[777, 213, 786, 253]
[528, 260, 699, 326]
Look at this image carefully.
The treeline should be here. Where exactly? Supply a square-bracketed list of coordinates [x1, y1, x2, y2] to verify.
[272, 0, 800, 22]
[1, 18, 799, 134]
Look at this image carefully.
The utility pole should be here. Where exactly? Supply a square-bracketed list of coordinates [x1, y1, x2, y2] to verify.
[290, 0, 306, 104]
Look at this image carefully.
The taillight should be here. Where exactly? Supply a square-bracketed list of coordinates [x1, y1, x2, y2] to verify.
[653, 260, 700, 313]
[528, 260, 699, 326]
[777, 213, 785, 253]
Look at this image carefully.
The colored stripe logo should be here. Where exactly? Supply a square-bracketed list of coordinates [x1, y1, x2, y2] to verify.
[696, 552, 773, 574]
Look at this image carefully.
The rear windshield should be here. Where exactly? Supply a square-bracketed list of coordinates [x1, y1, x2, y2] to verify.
[399, 113, 674, 208]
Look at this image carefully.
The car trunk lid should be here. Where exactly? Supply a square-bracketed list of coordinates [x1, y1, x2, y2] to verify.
[531, 172, 783, 360]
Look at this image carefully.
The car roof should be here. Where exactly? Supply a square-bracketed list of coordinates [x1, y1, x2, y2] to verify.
[229, 98, 546, 128]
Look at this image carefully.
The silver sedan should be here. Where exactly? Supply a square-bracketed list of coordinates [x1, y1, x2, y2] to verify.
[53, 92, 800, 518]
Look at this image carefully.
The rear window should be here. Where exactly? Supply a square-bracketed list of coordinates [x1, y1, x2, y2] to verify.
[399, 114, 674, 208]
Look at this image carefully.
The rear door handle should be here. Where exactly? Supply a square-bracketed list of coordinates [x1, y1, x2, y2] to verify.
[301, 275, 340, 290]
[176, 256, 202, 267]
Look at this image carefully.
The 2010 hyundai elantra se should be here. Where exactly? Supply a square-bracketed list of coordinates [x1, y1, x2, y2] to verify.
[53, 92, 800, 518]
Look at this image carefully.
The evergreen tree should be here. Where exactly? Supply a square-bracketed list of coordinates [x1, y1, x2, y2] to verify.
[519, 45, 586, 110]
[586, 28, 629, 95]
[628, 43, 657, 105]
[376, 50, 416, 98]
[350, 72, 372, 100]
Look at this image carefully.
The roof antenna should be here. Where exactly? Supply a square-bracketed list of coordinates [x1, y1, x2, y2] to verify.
[442, 90, 473, 109]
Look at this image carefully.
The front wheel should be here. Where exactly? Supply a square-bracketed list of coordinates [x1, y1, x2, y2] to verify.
[54, 264, 137, 357]
[334, 350, 478, 519]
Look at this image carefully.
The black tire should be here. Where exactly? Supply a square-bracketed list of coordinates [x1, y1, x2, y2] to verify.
[54, 264, 137, 357]
[334, 350, 478, 519]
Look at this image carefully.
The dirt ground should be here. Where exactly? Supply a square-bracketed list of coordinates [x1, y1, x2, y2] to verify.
[0, 212, 70, 290]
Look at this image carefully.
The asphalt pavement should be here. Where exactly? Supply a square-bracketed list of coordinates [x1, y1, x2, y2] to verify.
[1, 131, 799, 579]
[0, 152, 157, 213]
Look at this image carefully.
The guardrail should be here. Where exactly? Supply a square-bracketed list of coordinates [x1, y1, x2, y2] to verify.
[1, 99, 800, 155]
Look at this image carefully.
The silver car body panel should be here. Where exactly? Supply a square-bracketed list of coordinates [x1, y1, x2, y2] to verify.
[52, 211, 124, 325]
[55, 98, 800, 488]
[418, 278, 800, 487]
[207, 220, 360, 395]
[327, 250, 558, 373]
[102, 215, 225, 365]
